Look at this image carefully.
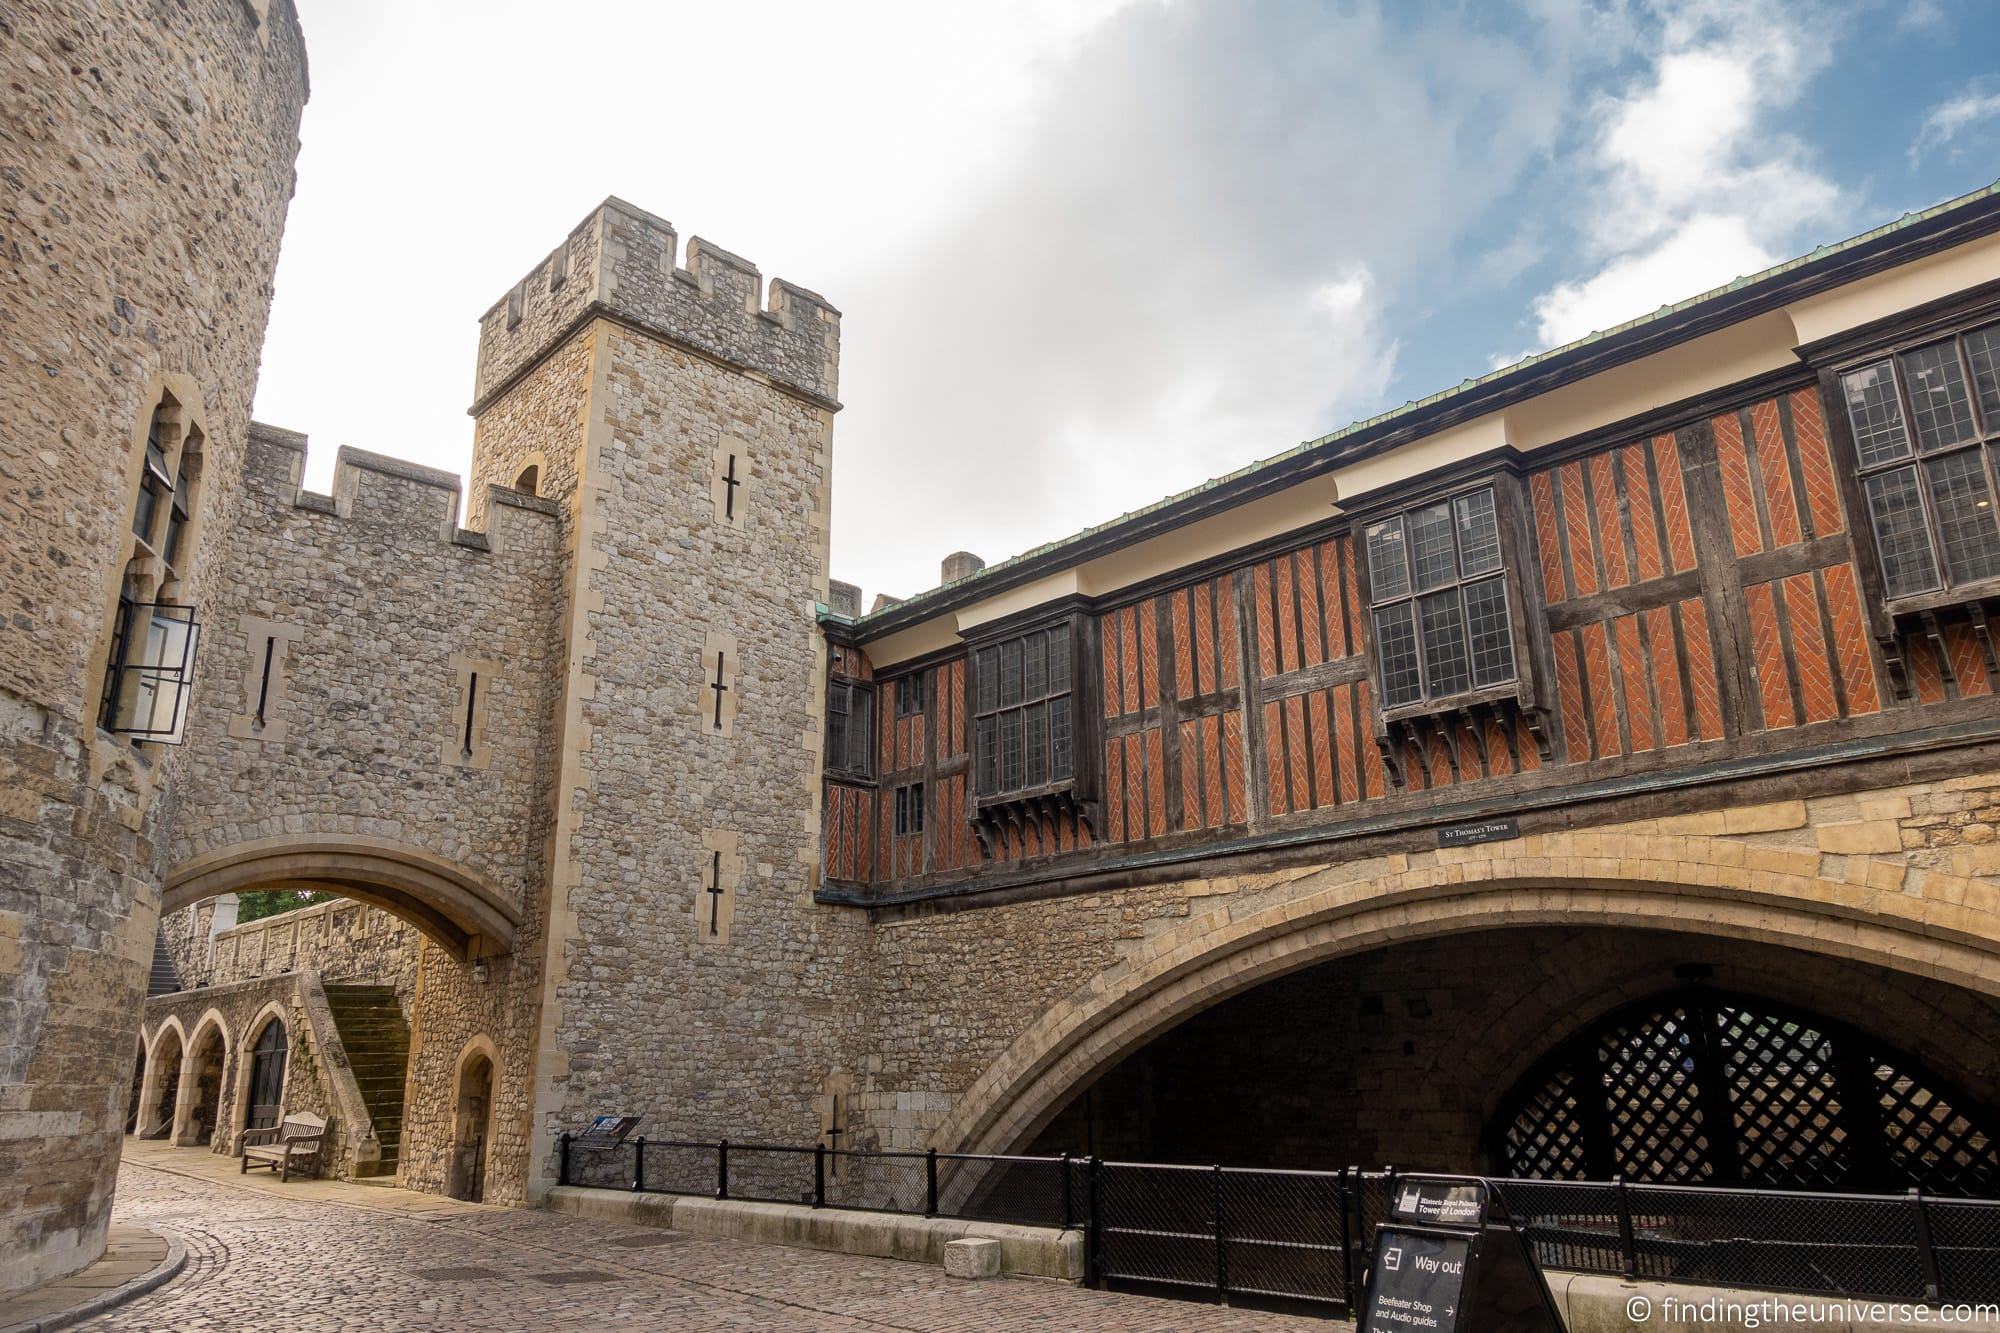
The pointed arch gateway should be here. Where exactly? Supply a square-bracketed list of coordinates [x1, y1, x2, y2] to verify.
[936, 847, 2000, 1166]
[163, 837, 520, 961]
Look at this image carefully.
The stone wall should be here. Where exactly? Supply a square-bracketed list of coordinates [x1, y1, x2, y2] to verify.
[524, 315, 863, 1191]
[162, 898, 420, 1018]
[173, 427, 565, 913]
[0, 0, 308, 1294]
[168, 423, 569, 1204]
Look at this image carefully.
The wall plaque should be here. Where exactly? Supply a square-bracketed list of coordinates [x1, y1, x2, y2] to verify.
[1437, 817, 1519, 848]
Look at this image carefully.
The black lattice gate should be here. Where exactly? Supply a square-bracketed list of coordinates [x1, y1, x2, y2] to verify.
[1497, 987, 2000, 1194]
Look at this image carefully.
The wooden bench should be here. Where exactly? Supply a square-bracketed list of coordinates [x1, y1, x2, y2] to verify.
[240, 1112, 327, 1181]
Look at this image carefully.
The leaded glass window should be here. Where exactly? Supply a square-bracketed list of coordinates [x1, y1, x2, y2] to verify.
[825, 678, 874, 778]
[1364, 486, 1517, 708]
[1843, 325, 2000, 600]
[972, 623, 1076, 799]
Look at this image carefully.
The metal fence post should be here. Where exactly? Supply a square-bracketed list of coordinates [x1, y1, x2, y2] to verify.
[1212, 1163, 1229, 1305]
[717, 1139, 729, 1200]
[558, 1132, 571, 1187]
[925, 1148, 939, 1217]
[632, 1136, 646, 1193]
[1339, 1165, 1356, 1309]
[1911, 1187, 1943, 1303]
[1613, 1176, 1637, 1279]
[1087, 1157, 1103, 1288]
[814, 1142, 827, 1208]
[1060, 1151, 1074, 1231]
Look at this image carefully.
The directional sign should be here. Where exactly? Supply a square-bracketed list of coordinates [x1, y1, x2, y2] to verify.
[1359, 1178, 1563, 1333]
[1361, 1228, 1474, 1331]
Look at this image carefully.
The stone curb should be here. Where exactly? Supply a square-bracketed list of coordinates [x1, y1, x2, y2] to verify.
[0, 1227, 187, 1333]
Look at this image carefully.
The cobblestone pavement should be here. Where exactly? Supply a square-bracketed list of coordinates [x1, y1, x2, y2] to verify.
[93, 1160, 1335, 1331]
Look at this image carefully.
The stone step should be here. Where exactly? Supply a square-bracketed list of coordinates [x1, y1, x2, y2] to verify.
[323, 985, 412, 1167]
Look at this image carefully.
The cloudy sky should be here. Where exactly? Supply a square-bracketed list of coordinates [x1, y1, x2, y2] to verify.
[261, 0, 2000, 602]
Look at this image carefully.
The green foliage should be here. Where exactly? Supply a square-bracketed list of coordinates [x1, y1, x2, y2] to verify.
[236, 889, 336, 923]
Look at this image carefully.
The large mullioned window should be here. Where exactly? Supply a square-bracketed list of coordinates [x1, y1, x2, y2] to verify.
[973, 624, 1074, 798]
[1843, 323, 2000, 602]
[1364, 486, 1516, 709]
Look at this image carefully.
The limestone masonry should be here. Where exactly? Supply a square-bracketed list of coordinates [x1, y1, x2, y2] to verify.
[11, 0, 2000, 1303]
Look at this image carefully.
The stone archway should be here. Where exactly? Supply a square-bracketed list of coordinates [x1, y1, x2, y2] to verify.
[447, 1038, 499, 1202]
[236, 1004, 291, 1148]
[137, 1020, 185, 1140]
[936, 828, 2000, 1161]
[176, 1011, 231, 1147]
[1020, 924, 2000, 1181]
[164, 836, 520, 961]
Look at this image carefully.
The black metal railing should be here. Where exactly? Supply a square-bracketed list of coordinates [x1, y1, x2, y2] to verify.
[559, 1133, 1078, 1229]
[556, 1135, 2000, 1314]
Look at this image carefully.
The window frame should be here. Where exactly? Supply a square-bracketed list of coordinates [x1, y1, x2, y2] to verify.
[100, 599, 202, 743]
[971, 617, 1076, 804]
[1356, 479, 1526, 721]
[1833, 320, 2000, 612]
[824, 675, 875, 780]
[98, 387, 208, 750]
[894, 673, 926, 718]
[964, 606, 1100, 817]
[893, 781, 926, 836]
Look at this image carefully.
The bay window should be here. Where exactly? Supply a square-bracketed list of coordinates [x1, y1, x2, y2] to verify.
[1843, 323, 2000, 602]
[1364, 485, 1517, 709]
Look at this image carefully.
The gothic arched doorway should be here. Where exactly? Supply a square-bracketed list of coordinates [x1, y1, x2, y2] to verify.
[447, 1046, 495, 1202]
[1493, 988, 2000, 1195]
[181, 1018, 229, 1147]
[140, 1026, 183, 1140]
[244, 1017, 288, 1134]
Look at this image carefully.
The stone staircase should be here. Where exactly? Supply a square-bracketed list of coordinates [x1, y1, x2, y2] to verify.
[323, 984, 410, 1179]
[147, 932, 180, 997]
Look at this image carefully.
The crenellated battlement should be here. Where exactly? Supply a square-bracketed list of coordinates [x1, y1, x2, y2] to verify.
[470, 196, 841, 413]
[244, 421, 562, 553]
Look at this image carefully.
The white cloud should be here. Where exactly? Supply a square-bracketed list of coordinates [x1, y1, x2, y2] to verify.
[1533, 213, 1777, 345]
[1527, 1, 1845, 349]
[828, 2, 1601, 597]
[247, 2, 1662, 598]
[1913, 80, 2000, 163]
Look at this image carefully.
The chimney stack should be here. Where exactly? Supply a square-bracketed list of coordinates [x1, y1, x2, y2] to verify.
[941, 551, 986, 585]
[825, 580, 862, 617]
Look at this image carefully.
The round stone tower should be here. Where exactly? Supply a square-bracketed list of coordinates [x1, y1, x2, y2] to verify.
[0, 0, 309, 1293]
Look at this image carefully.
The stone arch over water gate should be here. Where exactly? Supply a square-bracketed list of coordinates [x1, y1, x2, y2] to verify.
[922, 815, 2000, 1167]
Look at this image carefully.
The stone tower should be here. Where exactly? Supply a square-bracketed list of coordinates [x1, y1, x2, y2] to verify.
[463, 199, 861, 1196]
[0, 0, 309, 1294]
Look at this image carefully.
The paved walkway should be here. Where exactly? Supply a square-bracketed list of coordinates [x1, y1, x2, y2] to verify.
[94, 1145, 1333, 1331]
[0, 1223, 178, 1333]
